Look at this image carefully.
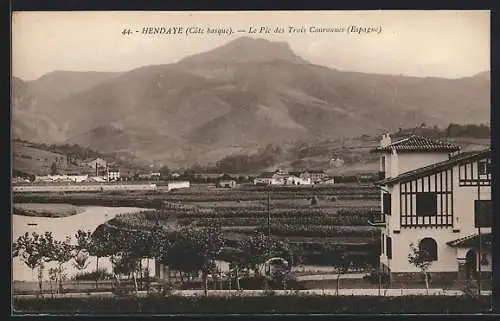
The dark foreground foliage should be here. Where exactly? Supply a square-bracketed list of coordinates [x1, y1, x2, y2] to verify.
[13, 295, 491, 314]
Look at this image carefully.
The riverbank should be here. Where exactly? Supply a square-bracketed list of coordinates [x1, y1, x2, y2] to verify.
[13, 203, 85, 218]
[13, 205, 151, 282]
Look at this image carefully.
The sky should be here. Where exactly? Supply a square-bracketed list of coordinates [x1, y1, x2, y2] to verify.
[12, 10, 490, 81]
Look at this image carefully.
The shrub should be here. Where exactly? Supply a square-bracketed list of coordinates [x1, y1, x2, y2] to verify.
[13, 295, 492, 314]
[363, 270, 390, 285]
[72, 268, 114, 281]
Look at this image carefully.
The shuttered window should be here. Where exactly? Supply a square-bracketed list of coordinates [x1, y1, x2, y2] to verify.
[416, 192, 437, 217]
[381, 233, 385, 254]
[386, 236, 392, 259]
[382, 193, 391, 215]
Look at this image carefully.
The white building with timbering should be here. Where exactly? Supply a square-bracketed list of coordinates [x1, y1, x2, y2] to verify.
[370, 134, 491, 283]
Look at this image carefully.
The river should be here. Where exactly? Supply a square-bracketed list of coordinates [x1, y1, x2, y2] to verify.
[12, 205, 154, 282]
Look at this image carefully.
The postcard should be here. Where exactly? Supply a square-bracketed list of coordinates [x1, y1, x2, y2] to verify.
[11, 10, 492, 314]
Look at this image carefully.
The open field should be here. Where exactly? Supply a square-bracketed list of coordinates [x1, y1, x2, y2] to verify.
[13, 203, 85, 218]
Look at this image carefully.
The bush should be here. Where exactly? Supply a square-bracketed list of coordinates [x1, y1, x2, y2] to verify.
[13, 295, 492, 314]
[72, 268, 114, 281]
[363, 270, 390, 285]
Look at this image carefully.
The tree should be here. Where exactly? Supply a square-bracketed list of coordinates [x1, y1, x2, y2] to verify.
[91, 224, 118, 260]
[13, 232, 58, 296]
[50, 236, 74, 294]
[159, 165, 170, 179]
[238, 232, 269, 278]
[50, 162, 58, 175]
[162, 225, 225, 296]
[76, 229, 101, 288]
[146, 227, 170, 291]
[408, 243, 433, 294]
[73, 248, 91, 274]
[110, 250, 141, 294]
[237, 232, 295, 290]
[324, 246, 352, 295]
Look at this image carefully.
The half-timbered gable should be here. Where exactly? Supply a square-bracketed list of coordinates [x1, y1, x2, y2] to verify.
[458, 152, 492, 186]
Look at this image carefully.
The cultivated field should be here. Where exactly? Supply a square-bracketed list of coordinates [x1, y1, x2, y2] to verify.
[14, 183, 382, 269]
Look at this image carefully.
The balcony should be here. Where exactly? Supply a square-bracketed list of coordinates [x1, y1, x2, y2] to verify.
[368, 213, 386, 227]
[378, 171, 386, 180]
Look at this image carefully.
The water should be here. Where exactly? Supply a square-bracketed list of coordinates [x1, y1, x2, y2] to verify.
[12, 205, 155, 282]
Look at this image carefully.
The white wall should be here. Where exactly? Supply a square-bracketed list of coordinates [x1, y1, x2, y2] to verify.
[453, 183, 491, 235]
[387, 229, 459, 273]
[396, 153, 450, 176]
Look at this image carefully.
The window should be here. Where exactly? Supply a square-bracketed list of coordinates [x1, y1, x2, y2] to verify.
[381, 156, 386, 172]
[386, 236, 392, 259]
[416, 192, 437, 217]
[382, 193, 391, 215]
[478, 160, 491, 175]
[474, 200, 492, 228]
[418, 238, 438, 261]
[480, 253, 489, 266]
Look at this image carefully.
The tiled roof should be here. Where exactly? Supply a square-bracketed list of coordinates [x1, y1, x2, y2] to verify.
[258, 172, 275, 178]
[370, 135, 461, 153]
[447, 233, 492, 248]
[377, 149, 490, 186]
[304, 169, 325, 173]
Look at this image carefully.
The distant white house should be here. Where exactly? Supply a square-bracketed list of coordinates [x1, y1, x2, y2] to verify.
[217, 180, 237, 188]
[167, 181, 190, 191]
[87, 176, 107, 182]
[253, 172, 284, 185]
[12, 177, 30, 184]
[319, 178, 335, 185]
[284, 175, 312, 185]
[300, 170, 327, 183]
[85, 157, 107, 169]
[107, 169, 121, 181]
[34, 174, 88, 183]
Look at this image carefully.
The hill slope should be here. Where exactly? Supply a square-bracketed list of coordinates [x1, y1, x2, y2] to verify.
[12, 37, 490, 167]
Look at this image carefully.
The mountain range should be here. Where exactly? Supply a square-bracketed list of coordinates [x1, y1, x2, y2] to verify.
[12, 37, 490, 167]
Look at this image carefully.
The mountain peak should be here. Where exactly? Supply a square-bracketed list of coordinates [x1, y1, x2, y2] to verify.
[179, 37, 309, 65]
[472, 70, 490, 79]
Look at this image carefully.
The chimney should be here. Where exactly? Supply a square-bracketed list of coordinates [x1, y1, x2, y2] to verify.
[380, 133, 392, 148]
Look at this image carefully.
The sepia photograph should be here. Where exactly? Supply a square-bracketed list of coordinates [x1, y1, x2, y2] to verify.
[11, 10, 492, 314]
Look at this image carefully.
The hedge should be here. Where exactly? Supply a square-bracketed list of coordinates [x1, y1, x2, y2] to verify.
[13, 295, 491, 314]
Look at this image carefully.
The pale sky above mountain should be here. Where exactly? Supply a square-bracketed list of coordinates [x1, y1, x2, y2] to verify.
[12, 10, 490, 81]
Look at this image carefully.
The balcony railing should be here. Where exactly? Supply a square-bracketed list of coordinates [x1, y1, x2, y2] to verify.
[368, 213, 386, 227]
[378, 171, 386, 180]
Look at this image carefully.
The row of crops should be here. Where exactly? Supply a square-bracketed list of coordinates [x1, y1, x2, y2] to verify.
[179, 215, 376, 227]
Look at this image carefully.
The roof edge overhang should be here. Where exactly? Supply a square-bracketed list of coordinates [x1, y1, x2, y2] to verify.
[375, 149, 491, 186]
[370, 147, 461, 154]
